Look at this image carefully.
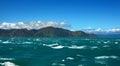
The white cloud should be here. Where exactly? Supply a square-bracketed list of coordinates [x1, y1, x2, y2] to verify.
[107, 28, 120, 33]
[84, 28, 120, 34]
[87, 27, 92, 29]
[0, 21, 70, 30]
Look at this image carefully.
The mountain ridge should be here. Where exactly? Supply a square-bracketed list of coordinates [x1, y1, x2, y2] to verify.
[0, 27, 97, 38]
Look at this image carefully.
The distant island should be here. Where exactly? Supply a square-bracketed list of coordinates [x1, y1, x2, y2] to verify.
[0, 27, 97, 38]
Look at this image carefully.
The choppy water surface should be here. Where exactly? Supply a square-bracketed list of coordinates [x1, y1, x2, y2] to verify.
[0, 38, 120, 66]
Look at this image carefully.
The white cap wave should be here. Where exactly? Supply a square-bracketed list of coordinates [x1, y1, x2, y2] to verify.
[0, 62, 18, 66]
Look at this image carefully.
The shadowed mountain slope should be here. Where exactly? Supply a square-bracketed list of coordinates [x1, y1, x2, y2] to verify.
[0, 27, 97, 38]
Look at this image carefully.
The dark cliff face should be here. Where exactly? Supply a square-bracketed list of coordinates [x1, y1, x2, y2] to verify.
[0, 27, 97, 38]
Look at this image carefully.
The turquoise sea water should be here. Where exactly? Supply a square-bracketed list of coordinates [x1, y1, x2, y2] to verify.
[0, 38, 120, 66]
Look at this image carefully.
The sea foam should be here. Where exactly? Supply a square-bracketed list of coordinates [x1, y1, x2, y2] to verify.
[0, 62, 18, 66]
[68, 45, 86, 49]
[0, 58, 15, 60]
[51, 45, 64, 49]
[2, 41, 12, 44]
[52, 63, 65, 66]
[66, 57, 74, 60]
[43, 43, 64, 49]
[95, 56, 119, 59]
[23, 42, 32, 44]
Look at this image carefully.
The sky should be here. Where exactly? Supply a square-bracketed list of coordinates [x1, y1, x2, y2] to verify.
[0, 0, 120, 33]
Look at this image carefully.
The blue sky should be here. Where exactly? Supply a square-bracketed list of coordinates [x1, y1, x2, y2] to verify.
[0, 0, 120, 31]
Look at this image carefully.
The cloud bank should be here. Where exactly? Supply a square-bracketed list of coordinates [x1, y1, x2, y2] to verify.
[84, 28, 120, 34]
[0, 21, 119, 34]
[0, 21, 70, 30]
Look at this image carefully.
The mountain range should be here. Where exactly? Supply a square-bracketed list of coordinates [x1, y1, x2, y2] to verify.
[0, 27, 97, 38]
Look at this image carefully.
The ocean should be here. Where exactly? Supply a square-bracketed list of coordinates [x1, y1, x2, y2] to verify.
[0, 38, 120, 66]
